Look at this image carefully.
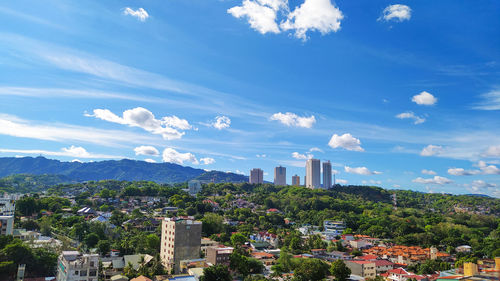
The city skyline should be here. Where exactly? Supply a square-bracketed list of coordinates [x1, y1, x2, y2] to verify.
[0, 1, 499, 197]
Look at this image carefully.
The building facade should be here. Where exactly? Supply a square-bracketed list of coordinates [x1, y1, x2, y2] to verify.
[322, 161, 332, 189]
[161, 217, 202, 274]
[324, 220, 346, 237]
[292, 175, 300, 186]
[56, 251, 99, 281]
[345, 260, 376, 279]
[249, 168, 264, 184]
[306, 159, 321, 189]
[0, 216, 14, 235]
[206, 246, 233, 266]
[274, 166, 286, 186]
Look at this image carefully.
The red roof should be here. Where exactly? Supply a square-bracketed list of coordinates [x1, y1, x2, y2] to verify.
[267, 208, 279, 212]
[373, 260, 394, 267]
[349, 260, 375, 265]
[388, 268, 410, 275]
[359, 254, 378, 260]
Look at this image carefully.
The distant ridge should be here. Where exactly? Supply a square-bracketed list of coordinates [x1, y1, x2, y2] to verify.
[0, 157, 248, 184]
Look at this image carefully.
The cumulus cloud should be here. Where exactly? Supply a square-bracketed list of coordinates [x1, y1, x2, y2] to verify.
[344, 166, 382, 175]
[123, 7, 149, 22]
[420, 145, 443, 156]
[328, 133, 364, 152]
[477, 161, 500, 175]
[270, 112, 316, 128]
[447, 168, 480, 176]
[280, 0, 344, 41]
[86, 107, 191, 140]
[228, 0, 343, 41]
[336, 179, 348, 184]
[412, 176, 453, 185]
[422, 169, 437, 175]
[412, 91, 437, 106]
[211, 116, 231, 130]
[227, 0, 285, 34]
[395, 111, 426, 124]
[292, 152, 313, 160]
[200, 157, 216, 165]
[482, 145, 500, 157]
[134, 145, 159, 156]
[144, 158, 156, 163]
[470, 180, 497, 192]
[62, 145, 90, 157]
[162, 148, 198, 165]
[379, 4, 411, 22]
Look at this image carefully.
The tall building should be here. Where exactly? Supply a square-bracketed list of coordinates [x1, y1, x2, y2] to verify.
[0, 216, 13, 235]
[56, 251, 99, 281]
[306, 159, 321, 189]
[0, 196, 16, 216]
[161, 217, 202, 274]
[292, 175, 300, 186]
[322, 161, 332, 189]
[249, 168, 264, 184]
[274, 166, 286, 186]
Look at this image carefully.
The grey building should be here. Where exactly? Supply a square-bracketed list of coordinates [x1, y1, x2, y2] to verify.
[292, 174, 300, 186]
[322, 161, 332, 189]
[274, 166, 286, 186]
[306, 159, 321, 189]
[249, 168, 264, 184]
[56, 251, 99, 281]
[161, 217, 202, 274]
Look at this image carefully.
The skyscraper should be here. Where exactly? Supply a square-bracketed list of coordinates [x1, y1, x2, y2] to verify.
[306, 159, 321, 189]
[292, 174, 300, 186]
[161, 217, 202, 274]
[249, 168, 264, 184]
[274, 166, 286, 186]
[323, 161, 332, 189]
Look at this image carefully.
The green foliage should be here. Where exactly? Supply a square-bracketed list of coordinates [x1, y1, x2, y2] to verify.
[201, 264, 232, 281]
[330, 260, 352, 281]
[293, 258, 330, 281]
[230, 233, 247, 248]
[202, 213, 224, 236]
[230, 252, 264, 276]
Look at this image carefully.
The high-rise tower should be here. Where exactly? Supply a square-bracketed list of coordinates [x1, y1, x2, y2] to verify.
[306, 159, 321, 189]
[274, 166, 286, 186]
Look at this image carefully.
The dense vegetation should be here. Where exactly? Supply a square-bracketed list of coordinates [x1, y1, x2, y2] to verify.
[2, 180, 499, 279]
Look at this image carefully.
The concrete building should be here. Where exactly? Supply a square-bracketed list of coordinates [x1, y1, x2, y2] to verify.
[306, 159, 321, 189]
[187, 180, 202, 196]
[206, 246, 233, 266]
[345, 260, 376, 279]
[0, 215, 14, 235]
[0, 197, 16, 216]
[322, 161, 332, 189]
[291, 174, 300, 186]
[56, 251, 99, 281]
[324, 220, 346, 237]
[161, 217, 202, 274]
[249, 168, 264, 184]
[274, 166, 286, 186]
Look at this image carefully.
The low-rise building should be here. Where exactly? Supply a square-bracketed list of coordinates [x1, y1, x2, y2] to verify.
[0, 215, 14, 235]
[206, 246, 233, 266]
[56, 251, 99, 281]
[346, 260, 376, 279]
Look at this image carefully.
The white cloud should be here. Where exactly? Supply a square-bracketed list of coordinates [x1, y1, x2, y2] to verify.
[123, 7, 149, 22]
[336, 179, 348, 184]
[392, 184, 401, 188]
[482, 145, 500, 157]
[421, 169, 437, 175]
[0, 114, 155, 147]
[292, 152, 313, 160]
[211, 116, 231, 130]
[71, 159, 82, 163]
[477, 161, 500, 175]
[228, 0, 343, 41]
[309, 147, 323, 153]
[332, 169, 340, 174]
[412, 176, 453, 185]
[86, 107, 191, 140]
[200, 157, 216, 165]
[134, 145, 159, 156]
[379, 4, 411, 22]
[256, 154, 267, 158]
[0, 146, 121, 159]
[144, 158, 157, 163]
[472, 89, 500, 111]
[412, 91, 437, 106]
[470, 180, 497, 191]
[281, 0, 344, 41]
[328, 133, 364, 152]
[362, 180, 382, 185]
[270, 112, 316, 128]
[420, 145, 443, 156]
[344, 166, 382, 175]
[227, 0, 284, 34]
[162, 148, 198, 165]
[447, 168, 480, 176]
[395, 111, 426, 124]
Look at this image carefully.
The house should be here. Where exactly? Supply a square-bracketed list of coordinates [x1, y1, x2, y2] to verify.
[325, 251, 353, 261]
[251, 252, 276, 265]
[455, 245, 472, 253]
[250, 241, 271, 251]
[311, 249, 327, 257]
[206, 246, 233, 266]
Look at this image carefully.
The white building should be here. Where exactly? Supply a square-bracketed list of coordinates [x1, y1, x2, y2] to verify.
[188, 180, 202, 196]
[56, 251, 99, 281]
[0, 196, 16, 216]
[324, 220, 345, 237]
[306, 159, 321, 189]
[322, 161, 332, 189]
[0, 215, 14, 235]
[249, 168, 264, 184]
[274, 166, 286, 186]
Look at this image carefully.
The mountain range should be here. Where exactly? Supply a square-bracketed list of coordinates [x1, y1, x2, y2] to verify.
[0, 157, 248, 184]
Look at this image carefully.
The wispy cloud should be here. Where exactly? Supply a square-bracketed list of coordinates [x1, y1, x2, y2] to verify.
[472, 89, 500, 110]
[123, 7, 149, 22]
[396, 111, 426, 124]
[0, 146, 123, 159]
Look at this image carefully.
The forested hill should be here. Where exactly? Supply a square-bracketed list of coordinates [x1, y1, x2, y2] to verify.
[0, 157, 247, 184]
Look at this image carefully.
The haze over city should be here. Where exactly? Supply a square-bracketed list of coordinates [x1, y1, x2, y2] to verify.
[0, 1, 499, 197]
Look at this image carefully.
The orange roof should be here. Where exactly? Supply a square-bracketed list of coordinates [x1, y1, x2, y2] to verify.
[131, 276, 152, 281]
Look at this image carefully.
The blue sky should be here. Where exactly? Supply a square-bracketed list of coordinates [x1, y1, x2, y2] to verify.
[0, 0, 499, 197]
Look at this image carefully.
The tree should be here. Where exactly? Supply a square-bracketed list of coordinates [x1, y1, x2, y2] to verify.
[202, 213, 224, 236]
[201, 264, 232, 281]
[230, 233, 247, 248]
[84, 233, 100, 248]
[97, 240, 111, 256]
[293, 258, 330, 281]
[330, 260, 351, 281]
[146, 234, 160, 254]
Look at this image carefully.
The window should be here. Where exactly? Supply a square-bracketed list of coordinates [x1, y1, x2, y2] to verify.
[89, 270, 97, 276]
[80, 270, 87, 276]
[74, 271, 79, 275]
[90, 261, 95, 267]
